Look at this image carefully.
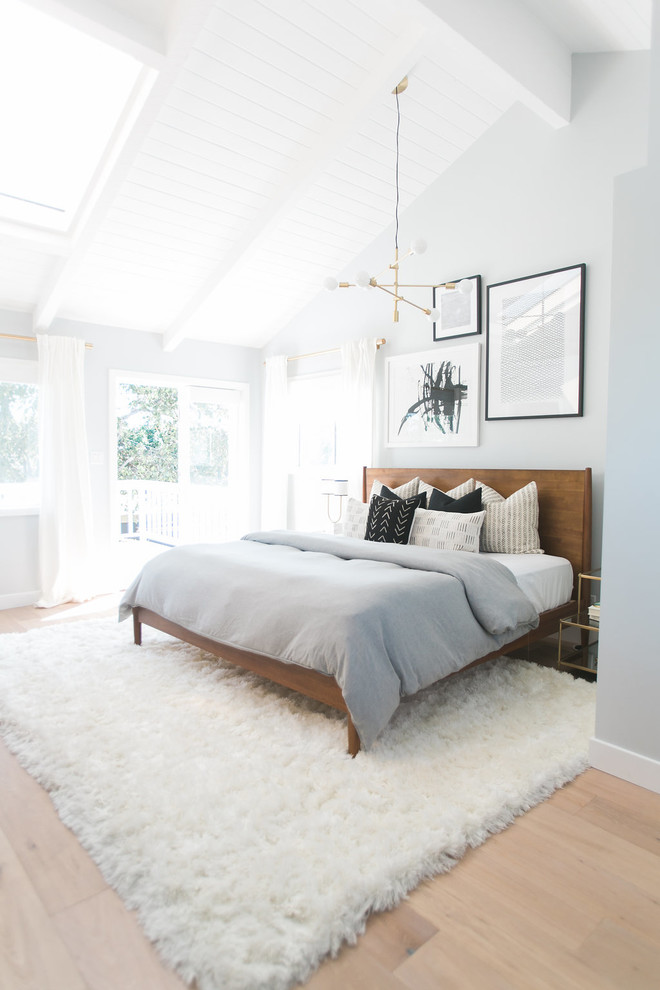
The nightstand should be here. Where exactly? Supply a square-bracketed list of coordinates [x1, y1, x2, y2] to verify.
[557, 569, 601, 677]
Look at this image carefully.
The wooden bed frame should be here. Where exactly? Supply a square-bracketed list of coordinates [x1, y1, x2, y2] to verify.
[132, 466, 592, 757]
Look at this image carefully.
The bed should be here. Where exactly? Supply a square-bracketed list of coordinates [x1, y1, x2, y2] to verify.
[120, 467, 592, 756]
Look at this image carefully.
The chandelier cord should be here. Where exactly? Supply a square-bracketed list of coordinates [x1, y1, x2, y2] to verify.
[394, 87, 400, 252]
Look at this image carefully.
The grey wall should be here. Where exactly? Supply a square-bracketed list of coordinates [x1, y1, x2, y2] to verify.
[590, 4, 660, 791]
[0, 309, 262, 604]
[265, 52, 650, 568]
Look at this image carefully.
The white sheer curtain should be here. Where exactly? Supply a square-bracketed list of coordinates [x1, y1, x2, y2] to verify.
[339, 337, 378, 498]
[36, 334, 95, 607]
[261, 354, 289, 529]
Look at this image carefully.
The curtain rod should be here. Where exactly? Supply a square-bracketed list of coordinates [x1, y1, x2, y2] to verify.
[277, 337, 386, 364]
[0, 331, 93, 349]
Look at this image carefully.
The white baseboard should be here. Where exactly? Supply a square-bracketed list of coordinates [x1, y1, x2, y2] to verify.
[0, 590, 39, 610]
[589, 737, 660, 795]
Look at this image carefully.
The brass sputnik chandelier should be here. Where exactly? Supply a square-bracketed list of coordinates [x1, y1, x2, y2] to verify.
[324, 76, 473, 322]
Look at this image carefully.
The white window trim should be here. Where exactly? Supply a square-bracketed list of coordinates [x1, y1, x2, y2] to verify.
[0, 356, 39, 515]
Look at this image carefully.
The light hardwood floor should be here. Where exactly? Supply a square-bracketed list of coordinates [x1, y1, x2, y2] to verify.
[1, 597, 659, 990]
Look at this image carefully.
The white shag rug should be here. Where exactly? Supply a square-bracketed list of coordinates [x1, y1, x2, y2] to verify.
[0, 617, 596, 990]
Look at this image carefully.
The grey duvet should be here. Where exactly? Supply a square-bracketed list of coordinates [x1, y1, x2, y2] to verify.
[119, 531, 539, 749]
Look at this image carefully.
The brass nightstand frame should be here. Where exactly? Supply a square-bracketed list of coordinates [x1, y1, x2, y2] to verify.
[558, 570, 601, 676]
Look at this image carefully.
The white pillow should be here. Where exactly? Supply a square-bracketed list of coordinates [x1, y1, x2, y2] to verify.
[409, 508, 485, 553]
[369, 477, 420, 501]
[475, 480, 543, 554]
[337, 497, 368, 539]
[418, 478, 476, 502]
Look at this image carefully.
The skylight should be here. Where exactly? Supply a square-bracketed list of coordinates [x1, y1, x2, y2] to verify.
[0, 0, 142, 231]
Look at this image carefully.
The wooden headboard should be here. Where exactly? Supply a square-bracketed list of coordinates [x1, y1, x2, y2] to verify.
[363, 467, 592, 597]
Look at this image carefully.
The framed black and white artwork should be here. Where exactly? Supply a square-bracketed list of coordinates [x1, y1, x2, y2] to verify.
[432, 274, 481, 342]
[486, 264, 586, 420]
[387, 343, 480, 447]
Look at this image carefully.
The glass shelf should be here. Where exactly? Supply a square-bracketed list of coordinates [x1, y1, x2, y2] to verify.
[558, 570, 601, 678]
[561, 610, 599, 631]
[558, 642, 598, 674]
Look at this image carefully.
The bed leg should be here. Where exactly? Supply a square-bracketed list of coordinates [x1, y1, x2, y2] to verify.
[132, 608, 142, 646]
[347, 716, 361, 758]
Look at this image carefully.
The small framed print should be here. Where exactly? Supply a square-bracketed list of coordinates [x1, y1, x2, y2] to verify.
[432, 274, 481, 341]
[486, 264, 585, 420]
[387, 342, 480, 447]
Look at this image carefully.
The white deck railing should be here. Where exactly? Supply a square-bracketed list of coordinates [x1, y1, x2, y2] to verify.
[117, 480, 233, 545]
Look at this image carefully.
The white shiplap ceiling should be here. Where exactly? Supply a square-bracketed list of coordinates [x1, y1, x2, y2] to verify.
[0, 0, 651, 349]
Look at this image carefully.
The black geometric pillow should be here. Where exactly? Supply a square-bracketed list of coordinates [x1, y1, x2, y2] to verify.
[380, 484, 428, 508]
[365, 493, 425, 544]
[427, 486, 483, 513]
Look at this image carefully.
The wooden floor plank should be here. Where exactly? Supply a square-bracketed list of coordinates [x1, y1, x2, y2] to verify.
[408, 848, 597, 953]
[578, 918, 660, 990]
[453, 808, 660, 949]
[0, 825, 88, 990]
[0, 742, 108, 916]
[0, 613, 23, 634]
[52, 887, 189, 990]
[546, 776, 596, 813]
[572, 768, 660, 814]
[394, 936, 516, 990]
[394, 905, 616, 990]
[311, 901, 438, 978]
[577, 794, 660, 856]
[515, 800, 660, 895]
[301, 939, 404, 990]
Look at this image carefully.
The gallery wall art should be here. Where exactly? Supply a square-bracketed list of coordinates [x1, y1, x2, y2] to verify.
[387, 343, 480, 447]
[486, 264, 586, 420]
[432, 274, 481, 341]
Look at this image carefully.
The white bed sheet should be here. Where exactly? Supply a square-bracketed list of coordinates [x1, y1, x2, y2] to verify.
[486, 553, 573, 613]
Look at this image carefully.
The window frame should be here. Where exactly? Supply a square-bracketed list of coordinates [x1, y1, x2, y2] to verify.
[0, 356, 39, 515]
[108, 368, 250, 545]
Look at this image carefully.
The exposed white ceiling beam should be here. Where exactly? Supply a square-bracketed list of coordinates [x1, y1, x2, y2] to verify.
[161, 21, 430, 352]
[0, 220, 70, 256]
[32, 0, 218, 333]
[19, 0, 171, 67]
[415, 0, 572, 128]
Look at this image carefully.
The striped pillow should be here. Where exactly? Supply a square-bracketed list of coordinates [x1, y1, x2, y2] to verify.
[476, 480, 544, 554]
[369, 477, 420, 501]
[418, 478, 476, 502]
[409, 508, 485, 552]
[338, 497, 368, 539]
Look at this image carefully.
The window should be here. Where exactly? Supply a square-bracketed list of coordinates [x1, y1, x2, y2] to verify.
[288, 373, 340, 471]
[287, 372, 341, 531]
[0, 0, 142, 231]
[111, 371, 249, 572]
[0, 358, 39, 511]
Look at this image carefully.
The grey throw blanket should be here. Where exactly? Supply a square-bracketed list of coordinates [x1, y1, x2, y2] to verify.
[120, 532, 539, 748]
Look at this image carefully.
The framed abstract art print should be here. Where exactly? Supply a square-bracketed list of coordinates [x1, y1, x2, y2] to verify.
[486, 264, 586, 420]
[387, 343, 480, 447]
[432, 274, 481, 341]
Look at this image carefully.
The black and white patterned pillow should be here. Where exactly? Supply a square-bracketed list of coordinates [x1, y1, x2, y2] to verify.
[409, 508, 486, 552]
[475, 480, 544, 553]
[369, 477, 420, 501]
[365, 493, 424, 544]
[379, 485, 428, 508]
[337, 497, 369, 539]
